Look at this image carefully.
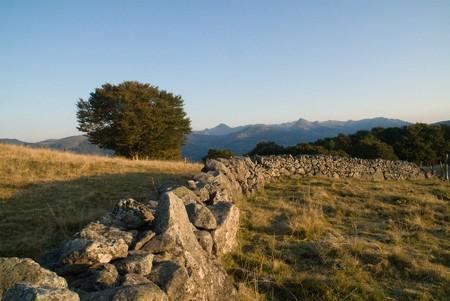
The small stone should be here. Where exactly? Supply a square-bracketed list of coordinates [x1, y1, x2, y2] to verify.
[141, 233, 176, 254]
[132, 230, 156, 250]
[93, 263, 119, 289]
[112, 283, 168, 301]
[187, 180, 197, 190]
[121, 273, 151, 286]
[185, 203, 217, 230]
[111, 199, 155, 229]
[148, 200, 159, 209]
[194, 230, 213, 255]
[115, 251, 154, 276]
[77, 288, 117, 301]
[149, 261, 190, 301]
[170, 186, 200, 205]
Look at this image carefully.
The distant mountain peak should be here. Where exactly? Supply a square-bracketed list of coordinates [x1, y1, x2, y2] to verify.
[290, 118, 316, 129]
[296, 118, 310, 123]
[215, 123, 231, 129]
[195, 123, 241, 136]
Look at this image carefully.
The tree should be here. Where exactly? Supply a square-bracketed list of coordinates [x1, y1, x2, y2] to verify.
[244, 123, 450, 164]
[202, 148, 234, 162]
[247, 141, 285, 156]
[77, 81, 191, 159]
[351, 135, 398, 160]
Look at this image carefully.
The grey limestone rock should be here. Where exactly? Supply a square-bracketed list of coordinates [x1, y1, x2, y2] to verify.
[3, 283, 79, 301]
[111, 199, 154, 229]
[0, 257, 69, 299]
[112, 283, 168, 301]
[57, 222, 133, 271]
[185, 203, 217, 230]
[115, 251, 154, 276]
[209, 202, 240, 256]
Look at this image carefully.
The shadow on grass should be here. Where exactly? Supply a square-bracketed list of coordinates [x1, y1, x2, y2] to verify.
[0, 172, 190, 259]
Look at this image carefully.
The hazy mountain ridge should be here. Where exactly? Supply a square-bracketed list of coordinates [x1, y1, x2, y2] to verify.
[185, 117, 410, 160]
[0, 135, 110, 156]
[3, 117, 441, 161]
[436, 120, 450, 125]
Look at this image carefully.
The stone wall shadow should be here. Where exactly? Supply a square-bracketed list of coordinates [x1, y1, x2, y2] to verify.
[0, 172, 190, 259]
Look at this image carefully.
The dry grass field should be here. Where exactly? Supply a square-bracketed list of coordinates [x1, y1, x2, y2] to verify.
[224, 177, 450, 301]
[0, 143, 201, 259]
[2, 143, 449, 300]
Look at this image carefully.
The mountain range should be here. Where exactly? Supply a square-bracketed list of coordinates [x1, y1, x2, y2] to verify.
[1, 117, 447, 161]
[0, 136, 111, 156]
[183, 117, 410, 160]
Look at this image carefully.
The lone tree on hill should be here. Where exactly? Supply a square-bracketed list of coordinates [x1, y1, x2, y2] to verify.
[77, 81, 191, 159]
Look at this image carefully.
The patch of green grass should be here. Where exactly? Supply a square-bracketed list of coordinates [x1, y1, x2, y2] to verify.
[223, 177, 450, 300]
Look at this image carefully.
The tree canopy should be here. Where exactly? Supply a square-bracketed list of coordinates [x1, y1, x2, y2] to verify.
[77, 81, 191, 159]
[202, 148, 234, 162]
[247, 123, 450, 165]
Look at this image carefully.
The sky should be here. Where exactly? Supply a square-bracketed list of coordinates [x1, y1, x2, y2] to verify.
[0, 0, 449, 142]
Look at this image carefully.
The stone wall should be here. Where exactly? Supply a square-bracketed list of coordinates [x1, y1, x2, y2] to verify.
[0, 155, 428, 301]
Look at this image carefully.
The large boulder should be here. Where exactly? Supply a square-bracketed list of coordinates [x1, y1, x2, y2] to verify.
[57, 222, 134, 273]
[0, 257, 70, 299]
[151, 192, 238, 300]
[3, 283, 79, 301]
[209, 202, 240, 256]
[185, 203, 217, 230]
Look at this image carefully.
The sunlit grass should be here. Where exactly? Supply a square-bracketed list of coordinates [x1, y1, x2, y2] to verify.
[223, 176, 450, 300]
[0, 143, 201, 258]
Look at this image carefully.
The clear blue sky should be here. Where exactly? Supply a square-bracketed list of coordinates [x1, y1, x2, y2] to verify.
[1, 0, 449, 141]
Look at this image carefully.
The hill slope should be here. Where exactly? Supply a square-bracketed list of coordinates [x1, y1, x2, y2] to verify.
[0, 143, 201, 258]
[225, 177, 450, 300]
[0, 135, 109, 156]
[34, 135, 111, 155]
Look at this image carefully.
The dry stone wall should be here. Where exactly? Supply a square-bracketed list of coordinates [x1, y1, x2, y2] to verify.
[0, 155, 428, 301]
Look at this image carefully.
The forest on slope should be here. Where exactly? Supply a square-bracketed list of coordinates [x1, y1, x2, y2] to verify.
[248, 123, 450, 165]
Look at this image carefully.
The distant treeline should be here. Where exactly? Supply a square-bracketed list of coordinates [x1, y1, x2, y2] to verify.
[247, 123, 450, 165]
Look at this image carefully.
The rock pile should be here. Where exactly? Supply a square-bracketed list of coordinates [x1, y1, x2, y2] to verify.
[0, 155, 427, 300]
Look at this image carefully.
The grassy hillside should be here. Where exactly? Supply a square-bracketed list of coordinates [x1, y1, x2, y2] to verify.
[0, 143, 201, 258]
[225, 177, 450, 300]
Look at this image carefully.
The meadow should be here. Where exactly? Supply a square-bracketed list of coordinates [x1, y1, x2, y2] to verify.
[2, 143, 449, 300]
[225, 177, 450, 300]
[0, 143, 201, 258]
